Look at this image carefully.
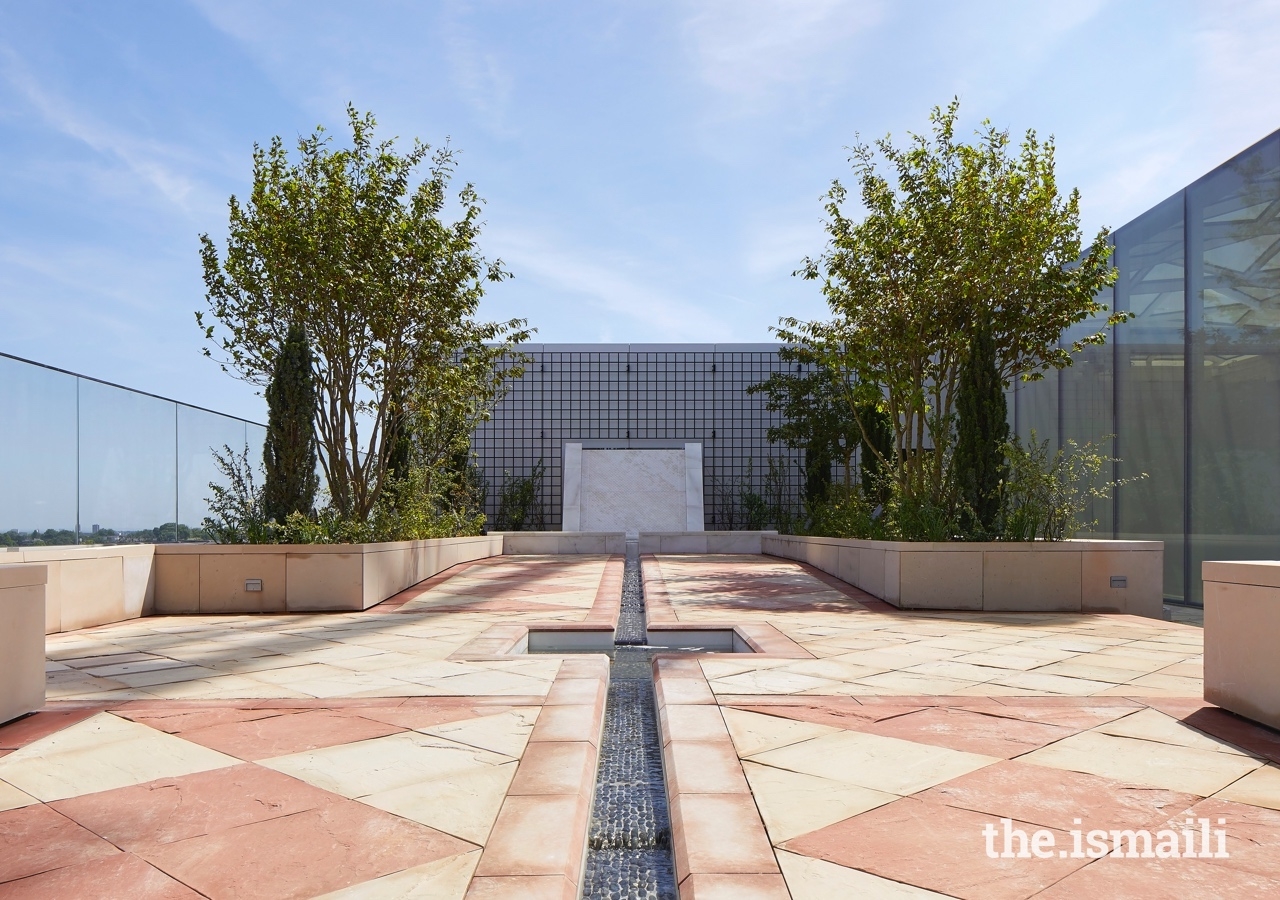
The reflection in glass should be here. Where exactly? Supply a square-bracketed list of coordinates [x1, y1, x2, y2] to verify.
[0, 356, 77, 537]
[178, 405, 247, 537]
[1114, 192, 1187, 601]
[78, 379, 178, 541]
[1188, 132, 1280, 604]
[1060, 289, 1117, 536]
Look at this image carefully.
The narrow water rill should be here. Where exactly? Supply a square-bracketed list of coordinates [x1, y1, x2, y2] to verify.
[580, 554, 679, 900]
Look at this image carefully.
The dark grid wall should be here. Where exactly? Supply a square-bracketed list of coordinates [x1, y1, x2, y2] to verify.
[471, 344, 805, 530]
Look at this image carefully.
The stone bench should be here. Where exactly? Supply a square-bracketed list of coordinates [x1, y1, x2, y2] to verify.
[1204, 560, 1280, 731]
[0, 564, 47, 725]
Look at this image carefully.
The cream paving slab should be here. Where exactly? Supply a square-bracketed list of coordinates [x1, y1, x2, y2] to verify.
[950, 651, 1053, 672]
[742, 761, 897, 844]
[404, 670, 555, 697]
[0, 779, 39, 812]
[1094, 708, 1259, 756]
[852, 671, 977, 695]
[315, 849, 482, 900]
[1019, 731, 1263, 796]
[114, 666, 221, 687]
[986, 671, 1115, 696]
[776, 850, 951, 899]
[1029, 661, 1139, 684]
[699, 658, 793, 681]
[262, 732, 514, 798]
[721, 708, 840, 757]
[1215, 764, 1280, 811]
[709, 669, 842, 695]
[1123, 672, 1204, 694]
[748, 730, 996, 796]
[361, 762, 517, 845]
[901, 661, 1010, 683]
[419, 709, 540, 758]
[774, 659, 892, 681]
[0, 712, 239, 801]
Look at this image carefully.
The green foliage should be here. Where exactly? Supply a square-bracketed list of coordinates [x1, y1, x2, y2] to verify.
[263, 322, 319, 523]
[203, 445, 485, 545]
[780, 99, 1122, 513]
[494, 460, 546, 531]
[1000, 432, 1142, 542]
[203, 445, 276, 544]
[804, 482, 883, 540]
[198, 106, 530, 524]
[953, 320, 1008, 537]
[747, 347, 860, 500]
[857, 396, 893, 505]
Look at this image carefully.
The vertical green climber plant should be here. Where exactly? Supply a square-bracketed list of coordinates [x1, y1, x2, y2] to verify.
[263, 321, 318, 524]
[954, 318, 1008, 538]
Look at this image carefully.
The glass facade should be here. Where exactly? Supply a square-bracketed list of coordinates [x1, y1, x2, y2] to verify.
[471, 345, 805, 530]
[1015, 127, 1280, 605]
[0, 352, 266, 544]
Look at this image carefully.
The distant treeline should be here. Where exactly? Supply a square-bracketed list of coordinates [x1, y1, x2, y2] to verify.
[0, 523, 207, 547]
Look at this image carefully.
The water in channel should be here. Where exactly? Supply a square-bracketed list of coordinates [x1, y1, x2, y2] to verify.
[579, 554, 679, 900]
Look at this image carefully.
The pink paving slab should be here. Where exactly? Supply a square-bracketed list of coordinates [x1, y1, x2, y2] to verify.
[782, 796, 1087, 900]
[173, 708, 406, 759]
[51, 763, 341, 850]
[857, 705, 1077, 757]
[0, 851, 201, 900]
[136, 799, 476, 900]
[918, 759, 1199, 833]
[0, 804, 121, 884]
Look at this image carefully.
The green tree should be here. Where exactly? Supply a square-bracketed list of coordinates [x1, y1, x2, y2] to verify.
[748, 346, 860, 502]
[780, 100, 1123, 513]
[263, 321, 319, 523]
[953, 318, 1008, 536]
[198, 106, 530, 523]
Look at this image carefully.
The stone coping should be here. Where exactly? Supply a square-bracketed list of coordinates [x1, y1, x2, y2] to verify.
[1203, 559, 1280, 589]
[0, 563, 48, 589]
[154, 535, 497, 555]
[466, 656, 608, 898]
[767, 535, 1162, 552]
[3, 544, 155, 561]
[651, 656, 787, 897]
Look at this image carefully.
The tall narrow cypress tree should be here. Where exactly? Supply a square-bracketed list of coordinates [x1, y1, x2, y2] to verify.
[263, 322, 318, 524]
[954, 318, 1009, 536]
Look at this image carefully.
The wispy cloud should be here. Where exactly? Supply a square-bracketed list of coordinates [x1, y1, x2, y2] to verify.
[490, 225, 728, 340]
[0, 48, 222, 219]
[680, 0, 883, 115]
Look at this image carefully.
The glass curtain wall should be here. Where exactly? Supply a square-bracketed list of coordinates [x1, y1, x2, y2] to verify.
[1187, 134, 1280, 605]
[0, 353, 265, 545]
[1015, 127, 1280, 605]
[1114, 192, 1187, 602]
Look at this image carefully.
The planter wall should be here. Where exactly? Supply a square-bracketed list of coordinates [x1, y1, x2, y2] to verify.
[1203, 560, 1280, 731]
[496, 531, 628, 556]
[496, 530, 778, 555]
[763, 534, 1163, 617]
[0, 544, 155, 634]
[153, 535, 504, 614]
[0, 565, 46, 724]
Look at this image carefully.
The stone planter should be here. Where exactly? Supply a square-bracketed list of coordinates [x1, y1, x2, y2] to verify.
[1, 544, 155, 634]
[0, 564, 46, 724]
[153, 535, 504, 614]
[763, 534, 1163, 617]
[1203, 560, 1280, 730]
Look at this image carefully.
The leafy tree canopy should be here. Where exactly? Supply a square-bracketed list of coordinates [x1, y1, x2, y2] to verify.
[198, 106, 531, 522]
[779, 99, 1122, 505]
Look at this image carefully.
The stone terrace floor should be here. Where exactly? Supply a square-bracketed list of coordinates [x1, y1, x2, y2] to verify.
[3, 552, 1280, 898]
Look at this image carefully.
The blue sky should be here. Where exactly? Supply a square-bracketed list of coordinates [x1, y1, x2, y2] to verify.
[2, 0, 1279, 423]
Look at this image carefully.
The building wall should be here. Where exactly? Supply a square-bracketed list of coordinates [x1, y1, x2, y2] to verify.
[471, 344, 806, 530]
[1015, 127, 1280, 605]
